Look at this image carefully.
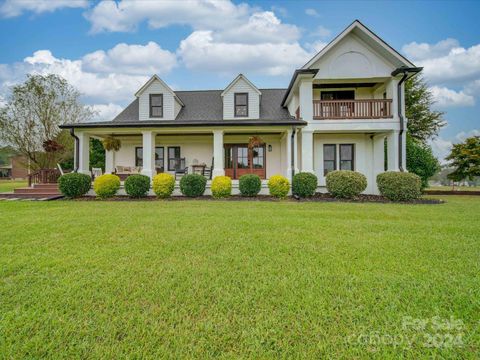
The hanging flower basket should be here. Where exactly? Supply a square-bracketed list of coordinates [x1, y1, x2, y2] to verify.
[248, 135, 264, 150]
[102, 136, 121, 151]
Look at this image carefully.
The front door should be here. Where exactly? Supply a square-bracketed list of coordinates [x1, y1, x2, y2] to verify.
[224, 144, 266, 179]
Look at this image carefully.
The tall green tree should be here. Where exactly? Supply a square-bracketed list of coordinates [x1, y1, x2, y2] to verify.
[446, 136, 480, 182]
[406, 135, 440, 189]
[0, 74, 94, 170]
[405, 75, 446, 143]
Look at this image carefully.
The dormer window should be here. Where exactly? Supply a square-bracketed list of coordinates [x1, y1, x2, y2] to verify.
[149, 94, 163, 118]
[234, 93, 248, 117]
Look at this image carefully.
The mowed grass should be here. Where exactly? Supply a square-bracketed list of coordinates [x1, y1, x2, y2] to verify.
[0, 180, 27, 193]
[0, 197, 479, 358]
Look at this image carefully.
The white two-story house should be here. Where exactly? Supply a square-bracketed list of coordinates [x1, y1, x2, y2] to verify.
[62, 20, 421, 195]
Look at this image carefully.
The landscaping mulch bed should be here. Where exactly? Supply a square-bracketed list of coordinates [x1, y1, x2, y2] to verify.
[424, 190, 480, 196]
[71, 194, 444, 204]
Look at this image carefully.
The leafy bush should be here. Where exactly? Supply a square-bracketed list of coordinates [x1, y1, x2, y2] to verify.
[239, 174, 262, 197]
[124, 174, 150, 198]
[292, 172, 318, 198]
[326, 170, 367, 198]
[406, 136, 440, 189]
[93, 174, 120, 198]
[211, 176, 232, 198]
[58, 172, 91, 198]
[377, 171, 422, 201]
[179, 174, 207, 197]
[152, 173, 175, 198]
[268, 174, 290, 199]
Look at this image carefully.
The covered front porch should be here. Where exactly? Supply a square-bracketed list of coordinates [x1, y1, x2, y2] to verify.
[74, 126, 298, 186]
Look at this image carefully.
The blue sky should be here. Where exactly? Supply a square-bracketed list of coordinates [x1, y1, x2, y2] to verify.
[0, 0, 479, 160]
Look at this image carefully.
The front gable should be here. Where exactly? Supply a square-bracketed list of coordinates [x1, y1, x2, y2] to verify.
[310, 32, 395, 79]
[221, 74, 261, 120]
[302, 20, 415, 80]
[136, 75, 183, 121]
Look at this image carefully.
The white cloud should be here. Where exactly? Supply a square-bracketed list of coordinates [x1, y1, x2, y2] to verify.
[430, 86, 475, 108]
[178, 30, 312, 76]
[85, 0, 307, 77]
[82, 42, 177, 75]
[0, 0, 88, 18]
[85, 0, 249, 33]
[429, 137, 452, 162]
[310, 25, 331, 39]
[305, 8, 319, 17]
[403, 39, 480, 85]
[402, 38, 459, 61]
[214, 11, 300, 44]
[91, 103, 124, 122]
[0, 42, 177, 108]
[455, 129, 480, 142]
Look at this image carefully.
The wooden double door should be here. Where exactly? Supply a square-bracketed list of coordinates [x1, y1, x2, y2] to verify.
[224, 144, 266, 179]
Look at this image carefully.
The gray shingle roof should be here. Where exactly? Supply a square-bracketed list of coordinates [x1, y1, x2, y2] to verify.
[112, 88, 296, 123]
[61, 88, 305, 129]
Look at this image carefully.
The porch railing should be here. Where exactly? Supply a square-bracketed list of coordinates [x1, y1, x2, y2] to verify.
[28, 168, 61, 187]
[313, 99, 393, 119]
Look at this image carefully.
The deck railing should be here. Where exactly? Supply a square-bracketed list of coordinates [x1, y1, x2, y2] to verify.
[313, 99, 393, 119]
[28, 168, 61, 187]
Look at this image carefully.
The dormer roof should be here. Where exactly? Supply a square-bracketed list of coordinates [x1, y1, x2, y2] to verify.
[134, 74, 185, 107]
[221, 74, 262, 97]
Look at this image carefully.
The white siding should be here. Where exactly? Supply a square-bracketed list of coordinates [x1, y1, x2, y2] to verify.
[139, 79, 175, 121]
[310, 33, 395, 79]
[313, 133, 376, 193]
[223, 77, 260, 120]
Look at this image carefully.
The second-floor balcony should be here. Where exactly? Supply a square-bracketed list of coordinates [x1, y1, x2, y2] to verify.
[313, 99, 393, 120]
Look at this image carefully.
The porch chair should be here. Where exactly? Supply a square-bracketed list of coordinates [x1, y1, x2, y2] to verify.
[174, 158, 188, 180]
[56, 163, 64, 176]
[203, 157, 214, 180]
[91, 167, 103, 180]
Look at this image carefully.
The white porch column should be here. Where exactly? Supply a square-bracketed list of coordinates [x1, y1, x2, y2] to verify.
[141, 131, 155, 179]
[372, 134, 386, 194]
[105, 150, 115, 174]
[301, 130, 314, 173]
[212, 130, 224, 177]
[387, 130, 400, 171]
[293, 129, 299, 175]
[299, 79, 313, 121]
[389, 78, 399, 119]
[77, 132, 90, 175]
[285, 129, 292, 181]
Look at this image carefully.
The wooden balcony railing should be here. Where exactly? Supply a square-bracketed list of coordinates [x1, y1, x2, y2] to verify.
[313, 99, 393, 119]
[28, 168, 61, 187]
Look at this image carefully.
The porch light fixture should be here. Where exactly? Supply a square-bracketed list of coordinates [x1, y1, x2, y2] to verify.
[268, 144, 272, 152]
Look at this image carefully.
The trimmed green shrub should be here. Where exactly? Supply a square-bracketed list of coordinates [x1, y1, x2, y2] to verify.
[326, 170, 367, 198]
[124, 174, 150, 198]
[180, 174, 207, 197]
[58, 172, 91, 198]
[93, 174, 120, 198]
[292, 172, 318, 198]
[152, 173, 175, 198]
[268, 174, 290, 199]
[211, 176, 232, 198]
[239, 174, 261, 197]
[377, 171, 422, 201]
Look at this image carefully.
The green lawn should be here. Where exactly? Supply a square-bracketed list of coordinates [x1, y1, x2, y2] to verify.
[428, 185, 480, 192]
[1, 197, 479, 358]
[0, 179, 27, 193]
